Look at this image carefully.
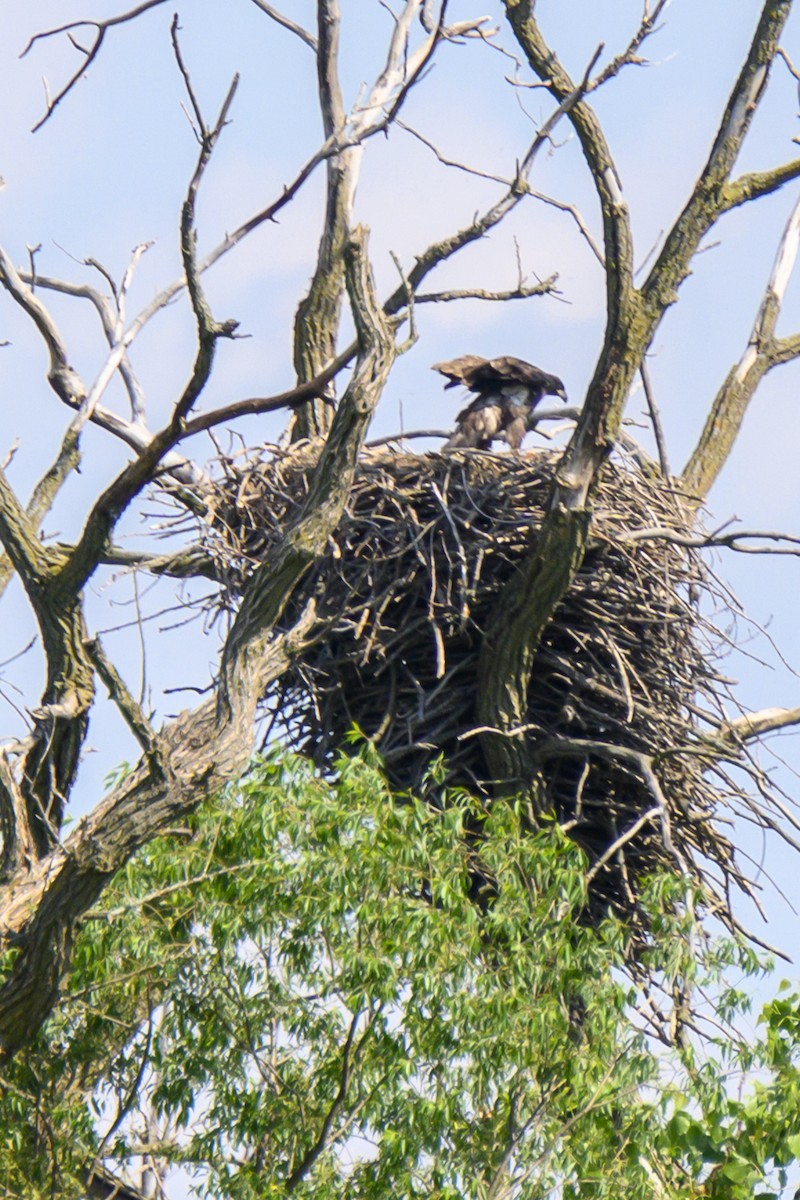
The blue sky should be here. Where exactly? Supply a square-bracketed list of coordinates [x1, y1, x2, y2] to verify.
[2, 0, 800, 1001]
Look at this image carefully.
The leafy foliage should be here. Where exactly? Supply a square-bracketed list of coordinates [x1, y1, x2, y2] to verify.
[1, 749, 799, 1198]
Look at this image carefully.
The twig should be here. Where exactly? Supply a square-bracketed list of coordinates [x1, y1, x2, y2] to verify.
[86, 636, 160, 763]
[639, 359, 670, 476]
[416, 277, 559, 303]
[23, 0, 171, 132]
[249, 0, 317, 50]
[623, 525, 800, 555]
[169, 15, 240, 428]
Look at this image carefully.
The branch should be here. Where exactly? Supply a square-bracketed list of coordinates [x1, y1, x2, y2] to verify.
[642, 0, 793, 321]
[20, 264, 149, 424]
[589, 0, 670, 90]
[220, 225, 396, 717]
[249, 0, 317, 50]
[290, 0, 355, 441]
[382, 43, 602, 318]
[622, 524, 800, 555]
[0, 749, 36, 878]
[10, 17, 563, 451]
[0, 250, 203, 491]
[416, 277, 558, 303]
[500, 12, 638, 471]
[534, 737, 689, 878]
[0, 246, 76, 394]
[99, 544, 218, 579]
[0, 229, 395, 1057]
[0, 421, 82, 601]
[0, 603, 316, 1057]
[0, 465, 51, 586]
[721, 706, 800, 741]
[682, 189, 800, 499]
[22, 0, 171, 131]
[86, 637, 159, 761]
[473, 16, 642, 801]
[285, 1007, 363, 1190]
[526, 191, 605, 266]
[170, 18, 240, 429]
[628, 362, 668, 477]
[722, 157, 800, 212]
[478, 4, 798, 791]
[290, 1, 492, 441]
[33, 43, 240, 601]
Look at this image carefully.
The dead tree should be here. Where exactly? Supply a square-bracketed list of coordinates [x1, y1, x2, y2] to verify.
[0, 0, 799, 1059]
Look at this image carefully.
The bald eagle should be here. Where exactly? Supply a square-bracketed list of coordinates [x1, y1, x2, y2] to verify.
[434, 354, 567, 451]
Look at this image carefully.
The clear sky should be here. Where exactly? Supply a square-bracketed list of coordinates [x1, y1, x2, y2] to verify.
[2, 0, 800, 1131]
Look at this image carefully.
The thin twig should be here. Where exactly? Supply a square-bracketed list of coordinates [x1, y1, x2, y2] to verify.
[23, 0, 171, 131]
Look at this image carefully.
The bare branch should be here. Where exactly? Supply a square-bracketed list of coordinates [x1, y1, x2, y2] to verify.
[0, 251, 203, 490]
[98, 545, 217, 580]
[416, 277, 558, 303]
[220, 225, 396, 717]
[589, 0, 670, 91]
[170, 17, 240, 428]
[535, 737, 689, 878]
[19, 263, 148, 423]
[526, 191, 605, 266]
[23, 0, 171, 132]
[0, 246, 75, 390]
[396, 118, 510, 185]
[290, 0, 355, 440]
[722, 157, 800, 212]
[0, 229, 395, 1055]
[248, 0, 317, 50]
[622, 524, 800, 556]
[383, 45, 602, 317]
[86, 637, 159, 761]
[290, 1, 493, 440]
[0, 749, 36, 877]
[473, 21, 641, 800]
[0, 466, 51, 585]
[502, 13, 634, 353]
[643, 1, 793, 321]
[639, 359, 670, 476]
[721, 706, 800, 742]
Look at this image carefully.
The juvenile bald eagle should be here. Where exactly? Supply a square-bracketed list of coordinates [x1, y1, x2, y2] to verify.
[434, 354, 567, 450]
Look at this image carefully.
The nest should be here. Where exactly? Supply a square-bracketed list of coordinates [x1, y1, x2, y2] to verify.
[192, 443, 746, 931]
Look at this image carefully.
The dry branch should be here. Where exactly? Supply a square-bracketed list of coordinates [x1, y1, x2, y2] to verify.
[0, 227, 396, 1059]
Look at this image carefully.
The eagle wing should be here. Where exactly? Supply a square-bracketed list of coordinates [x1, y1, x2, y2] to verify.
[431, 355, 490, 390]
[480, 356, 554, 391]
[433, 354, 561, 395]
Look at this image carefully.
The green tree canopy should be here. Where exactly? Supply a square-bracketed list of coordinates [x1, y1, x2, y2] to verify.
[3, 749, 799, 1199]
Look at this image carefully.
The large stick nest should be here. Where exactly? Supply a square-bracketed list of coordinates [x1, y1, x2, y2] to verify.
[192, 443, 751, 931]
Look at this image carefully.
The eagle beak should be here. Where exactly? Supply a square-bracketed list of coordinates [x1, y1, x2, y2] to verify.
[557, 387, 568, 402]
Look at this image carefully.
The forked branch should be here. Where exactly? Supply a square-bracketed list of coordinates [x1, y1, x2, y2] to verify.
[23, 0, 171, 132]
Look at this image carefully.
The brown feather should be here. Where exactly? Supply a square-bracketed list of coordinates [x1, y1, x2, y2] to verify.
[436, 354, 567, 451]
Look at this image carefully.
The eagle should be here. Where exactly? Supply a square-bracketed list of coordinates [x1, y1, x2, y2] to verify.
[434, 354, 567, 450]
